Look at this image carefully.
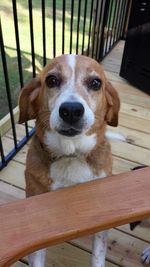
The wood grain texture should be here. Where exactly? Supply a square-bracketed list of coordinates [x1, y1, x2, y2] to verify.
[0, 167, 150, 267]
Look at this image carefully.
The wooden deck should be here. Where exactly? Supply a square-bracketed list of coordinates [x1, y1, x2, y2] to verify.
[0, 41, 150, 267]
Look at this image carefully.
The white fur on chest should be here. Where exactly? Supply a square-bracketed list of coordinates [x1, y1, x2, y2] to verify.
[50, 156, 107, 190]
[45, 131, 107, 191]
[44, 131, 96, 156]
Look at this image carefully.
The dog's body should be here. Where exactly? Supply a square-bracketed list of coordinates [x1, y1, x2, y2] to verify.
[19, 54, 120, 267]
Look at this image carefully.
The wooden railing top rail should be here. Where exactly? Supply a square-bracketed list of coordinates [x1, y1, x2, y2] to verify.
[0, 167, 150, 267]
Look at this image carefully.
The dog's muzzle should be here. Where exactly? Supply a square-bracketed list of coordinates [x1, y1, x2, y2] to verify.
[58, 101, 84, 136]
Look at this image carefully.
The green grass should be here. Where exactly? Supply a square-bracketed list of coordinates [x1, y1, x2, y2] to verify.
[0, 0, 92, 119]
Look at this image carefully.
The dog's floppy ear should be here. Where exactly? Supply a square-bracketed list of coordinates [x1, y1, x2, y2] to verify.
[105, 81, 120, 127]
[18, 77, 41, 124]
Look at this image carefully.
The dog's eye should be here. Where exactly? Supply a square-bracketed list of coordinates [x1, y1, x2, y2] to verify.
[45, 75, 61, 88]
[88, 78, 101, 91]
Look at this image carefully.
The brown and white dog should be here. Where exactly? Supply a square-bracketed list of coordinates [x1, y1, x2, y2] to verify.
[19, 54, 120, 267]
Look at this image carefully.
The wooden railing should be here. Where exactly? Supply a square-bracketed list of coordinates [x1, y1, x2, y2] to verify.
[0, 167, 150, 267]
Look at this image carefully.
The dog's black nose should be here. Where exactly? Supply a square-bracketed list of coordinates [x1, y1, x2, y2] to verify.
[59, 102, 84, 124]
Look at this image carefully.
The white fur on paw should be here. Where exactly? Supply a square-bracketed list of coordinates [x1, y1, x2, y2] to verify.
[141, 246, 150, 264]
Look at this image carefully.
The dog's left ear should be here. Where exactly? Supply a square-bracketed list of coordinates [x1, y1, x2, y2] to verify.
[105, 81, 120, 127]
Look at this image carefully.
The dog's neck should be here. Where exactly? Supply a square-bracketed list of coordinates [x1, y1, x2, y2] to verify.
[43, 130, 96, 158]
[35, 124, 106, 162]
[38, 139, 81, 162]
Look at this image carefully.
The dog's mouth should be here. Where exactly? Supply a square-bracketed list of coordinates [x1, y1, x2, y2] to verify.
[58, 128, 81, 137]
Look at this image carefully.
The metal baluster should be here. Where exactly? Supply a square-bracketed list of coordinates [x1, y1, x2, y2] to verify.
[12, 0, 29, 137]
[70, 0, 74, 54]
[62, 0, 66, 54]
[81, 0, 88, 55]
[0, 19, 18, 148]
[53, 0, 56, 57]
[42, 0, 46, 66]
[87, 0, 95, 56]
[76, 0, 81, 54]
[28, 0, 36, 77]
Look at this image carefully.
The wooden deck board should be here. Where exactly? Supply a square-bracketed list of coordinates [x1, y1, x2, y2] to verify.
[71, 228, 150, 267]
[110, 82, 150, 108]
[45, 243, 118, 267]
[119, 113, 150, 134]
[121, 103, 150, 121]
[118, 225, 150, 244]
[0, 41, 150, 267]
[12, 262, 27, 267]
[108, 125, 150, 149]
[111, 141, 150, 165]
[0, 161, 25, 189]
[112, 156, 140, 175]
[0, 181, 25, 204]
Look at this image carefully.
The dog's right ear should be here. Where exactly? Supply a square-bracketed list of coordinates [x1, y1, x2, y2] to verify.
[18, 77, 41, 124]
[105, 81, 120, 127]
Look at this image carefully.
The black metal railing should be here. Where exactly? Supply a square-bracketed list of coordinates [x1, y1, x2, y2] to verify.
[0, 0, 130, 170]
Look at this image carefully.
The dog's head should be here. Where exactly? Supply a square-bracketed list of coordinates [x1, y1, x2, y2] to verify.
[19, 55, 120, 141]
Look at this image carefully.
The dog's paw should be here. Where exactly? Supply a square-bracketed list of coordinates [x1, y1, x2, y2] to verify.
[141, 246, 150, 265]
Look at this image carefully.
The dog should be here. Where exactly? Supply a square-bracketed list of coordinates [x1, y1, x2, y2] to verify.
[19, 54, 120, 267]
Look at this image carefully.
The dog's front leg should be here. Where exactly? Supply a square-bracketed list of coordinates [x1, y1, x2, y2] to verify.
[91, 231, 107, 267]
[28, 249, 46, 267]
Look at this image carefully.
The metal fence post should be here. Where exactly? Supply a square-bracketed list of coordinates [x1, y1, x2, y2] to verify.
[98, 0, 110, 60]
